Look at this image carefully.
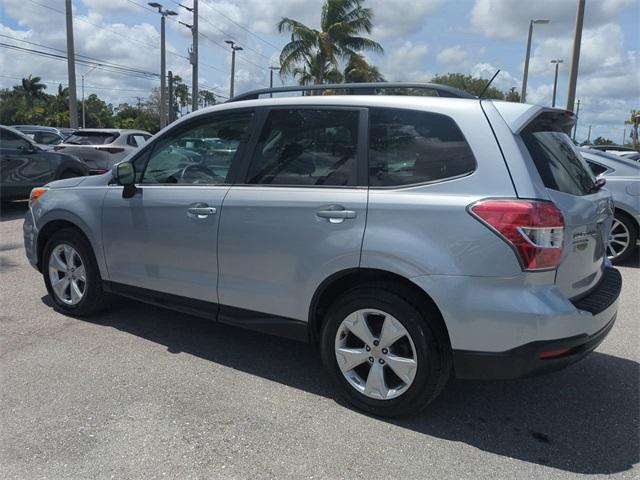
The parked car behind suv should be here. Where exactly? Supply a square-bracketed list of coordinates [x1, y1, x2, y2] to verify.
[1, 125, 88, 201]
[12, 125, 68, 145]
[54, 128, 151, 174]
[23, 84, 622, 417]
[580, 148, 640, 263]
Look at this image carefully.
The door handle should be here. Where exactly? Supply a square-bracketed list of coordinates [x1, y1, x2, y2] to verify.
[187, 206, 217, 217]
[316, 207, 357, 223]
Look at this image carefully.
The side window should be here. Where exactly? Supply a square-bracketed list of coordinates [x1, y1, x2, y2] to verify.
[368, 108, 476, 187]
[246, 108, 359, 186]
[35, 132, 62, 145]
[128, 135, 148, 147]
[0, 129, 30, 149]
[586, 161, 608, 177]
[140, 111, 254, 185]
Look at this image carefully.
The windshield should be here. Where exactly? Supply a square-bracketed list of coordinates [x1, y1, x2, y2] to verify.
[64, 132, 119, 145]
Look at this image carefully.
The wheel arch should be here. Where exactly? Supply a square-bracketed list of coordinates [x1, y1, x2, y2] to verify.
[308, 267, 452, 350]
[37, 218, 94, 273]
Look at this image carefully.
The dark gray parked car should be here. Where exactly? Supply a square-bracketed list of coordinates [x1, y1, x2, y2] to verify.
[1, 125, 88, 201]
[12, 125, 68, 145]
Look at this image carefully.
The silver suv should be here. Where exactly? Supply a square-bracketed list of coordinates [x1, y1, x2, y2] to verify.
[23, 83, 622, 417]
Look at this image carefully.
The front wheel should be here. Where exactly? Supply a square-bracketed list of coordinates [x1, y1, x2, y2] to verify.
[43, 229, 110, 315]
[320, 285, 451, 417]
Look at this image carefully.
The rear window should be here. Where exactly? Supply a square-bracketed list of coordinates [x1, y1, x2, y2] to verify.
[65, 132, 119, 145]
[369, 108, 476, 187]
[521, 126, 596, 196]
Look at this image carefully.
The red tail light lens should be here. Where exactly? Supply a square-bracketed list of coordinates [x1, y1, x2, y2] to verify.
[469, 199, 564, 271]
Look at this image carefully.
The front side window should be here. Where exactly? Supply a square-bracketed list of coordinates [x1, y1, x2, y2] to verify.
[246, 109, 359, 186]
[0, 129, 30, 150]
[34, 131, 62, 145]
[140, 111, 253, 185]
[368, 108, 476, 187]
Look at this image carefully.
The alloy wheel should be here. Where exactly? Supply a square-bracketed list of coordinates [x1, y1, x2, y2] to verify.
[48, 244, 86, 305]
[607, 218, 630, 260]
[334, 309, 418, 400]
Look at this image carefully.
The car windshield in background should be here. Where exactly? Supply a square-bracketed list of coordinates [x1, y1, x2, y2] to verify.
[522, 129, 597, 196]
[65, 132, 119, 145]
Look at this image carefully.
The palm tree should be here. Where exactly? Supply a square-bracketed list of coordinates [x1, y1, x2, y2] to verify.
[343, 54, 384, 83]
[624, 109, 639, 149]
[278, 0, 383, 84]
[292, 53, 343, 85]
[13, 75, 47, 108]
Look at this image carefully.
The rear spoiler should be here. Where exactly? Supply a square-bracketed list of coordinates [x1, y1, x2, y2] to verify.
[489, 101, 577, 135]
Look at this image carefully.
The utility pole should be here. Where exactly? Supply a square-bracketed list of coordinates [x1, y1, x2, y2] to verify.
[550, 59, 563, 108]
[521, 19, 550, 103]
[622, 127, 626, 146]
[566, 0, 585, 112]
[587, 125, 592, 144]
[269, 66, 279, 97]
[225, 40, 243, 98]
[65, 0, 78, 128]
[180, 1, 198, 112]
[168, 70, 174, 123]
[149, 3, 177, 128]
[572, 99, 581, 141]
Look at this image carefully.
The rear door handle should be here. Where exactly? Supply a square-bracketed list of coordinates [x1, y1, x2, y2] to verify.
[316, 207, 357, 223]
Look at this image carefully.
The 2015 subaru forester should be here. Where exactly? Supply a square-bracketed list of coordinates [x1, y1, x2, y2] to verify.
[24, 83, 622, 417]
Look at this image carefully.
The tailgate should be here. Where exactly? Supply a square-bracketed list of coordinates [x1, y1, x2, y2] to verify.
[519, 114, 613, 299]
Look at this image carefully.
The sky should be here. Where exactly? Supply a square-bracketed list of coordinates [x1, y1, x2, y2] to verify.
[0, 0, 638, 142]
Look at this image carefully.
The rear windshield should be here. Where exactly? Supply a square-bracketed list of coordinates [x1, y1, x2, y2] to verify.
[65, 132, 119, 145]
[521, 126, 597, 196]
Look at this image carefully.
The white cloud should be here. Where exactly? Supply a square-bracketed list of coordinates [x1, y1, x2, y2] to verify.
[436, 45, 468, 65]
[471, 0, 637, 39]
[368, 0, 444, 38]
[379, 41, 431, 81]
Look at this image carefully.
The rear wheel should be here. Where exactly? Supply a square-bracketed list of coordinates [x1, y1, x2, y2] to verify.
[607, 212, 638, 264]
[43, 229, 110, 315]
[320, 285, 451, 417]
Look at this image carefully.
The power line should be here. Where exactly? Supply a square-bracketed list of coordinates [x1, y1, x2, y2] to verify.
[0, 74, 152, 94]
[198, 31, 268, 72]
[199, 0, 279, 50]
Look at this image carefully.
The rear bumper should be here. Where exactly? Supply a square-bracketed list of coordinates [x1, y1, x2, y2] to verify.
[451, 267, 622, 380]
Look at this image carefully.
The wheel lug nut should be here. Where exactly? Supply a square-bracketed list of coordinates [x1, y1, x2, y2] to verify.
[368, 357, 374, 363]
[382, 348, 388, 354]
[379, 359, 385, 365]
[373, 340, 379, 346]
[365, 345, 371, 352]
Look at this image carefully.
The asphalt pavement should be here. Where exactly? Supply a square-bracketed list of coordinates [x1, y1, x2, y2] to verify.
[1, 200, 638, 479]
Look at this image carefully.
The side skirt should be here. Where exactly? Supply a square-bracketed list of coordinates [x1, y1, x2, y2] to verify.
[103, 281, 309, 343]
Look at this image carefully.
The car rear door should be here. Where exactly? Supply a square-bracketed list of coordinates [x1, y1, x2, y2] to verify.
[0, 128, 54, 197]
[101, 110, 255, 303]
[217, 107, 368, 326]
[519, 120, 612, 299]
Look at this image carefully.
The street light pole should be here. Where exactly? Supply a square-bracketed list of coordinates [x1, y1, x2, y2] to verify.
[550, 59, 563, 108]
[225, 40, 243, 98]
[149, 3, 177, 128]
[269, 66, 279, 97]
[566, 0, 586, 112]
[521, 18, 550, 103]
[81, 65, 98, 128]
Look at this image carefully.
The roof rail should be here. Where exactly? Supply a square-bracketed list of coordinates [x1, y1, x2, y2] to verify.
[227, 82, 476, 102]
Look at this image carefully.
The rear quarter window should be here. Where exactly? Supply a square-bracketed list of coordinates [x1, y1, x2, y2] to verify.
[368, 108, 476, 187]
[521, 126, 596, 196]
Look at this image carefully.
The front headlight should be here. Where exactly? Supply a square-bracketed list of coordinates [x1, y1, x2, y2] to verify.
[29, 187, 49, 207]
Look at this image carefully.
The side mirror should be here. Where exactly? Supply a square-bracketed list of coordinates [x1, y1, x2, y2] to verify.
[115, 162, 135, 186]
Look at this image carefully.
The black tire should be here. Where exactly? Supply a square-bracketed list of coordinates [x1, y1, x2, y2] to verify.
[609, 211, 638, 264]
[43, 228, 110, 316]
[320, 283, 451, 418]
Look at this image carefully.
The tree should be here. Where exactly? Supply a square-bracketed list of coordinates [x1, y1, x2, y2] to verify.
[431, 73, 505, 99]
[278, 0, 383, 84]
[592, 136, 614, 146]
[625, 109, 639, 149]
[83, 94, 114, 128]
[505, 87, 521, 102]
[343, 53, 384, 83]
[198, 90, 216, 108]
[13, 75, 47, 108]
[292, 52, 343, 85]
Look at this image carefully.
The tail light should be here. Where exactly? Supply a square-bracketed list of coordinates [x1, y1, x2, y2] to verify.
[98, 147, 125, 154]
[469, 199, 564, 271]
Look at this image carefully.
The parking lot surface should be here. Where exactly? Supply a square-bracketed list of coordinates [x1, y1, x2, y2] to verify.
[1, 201, 638, 480]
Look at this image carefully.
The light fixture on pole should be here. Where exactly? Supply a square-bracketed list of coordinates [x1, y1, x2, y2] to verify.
[550, 59, 563, 108]
[149, 2, 177, 128]
[225, 40, 243, 98]
[521, 18, 550, 103]
[81, 65, 98, 128]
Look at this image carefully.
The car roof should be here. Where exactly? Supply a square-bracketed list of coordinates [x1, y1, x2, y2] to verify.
[13, 125, 62, 132]
[0, 125, 37, 143]
[71, 128, 151, 134]
[580, 148, 640, 174]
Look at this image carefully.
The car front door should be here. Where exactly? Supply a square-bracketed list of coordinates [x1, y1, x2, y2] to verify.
[217, 107, 368, 328]
[101, 110, 255, 303]
[0, 128, 54, 198]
